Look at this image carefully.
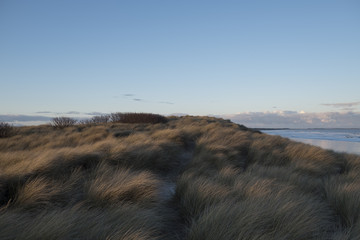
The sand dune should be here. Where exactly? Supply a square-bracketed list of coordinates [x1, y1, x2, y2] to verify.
[0, 115, 359, 239]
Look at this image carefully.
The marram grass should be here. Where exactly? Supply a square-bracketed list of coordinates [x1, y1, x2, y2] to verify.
[0, 116, 359, 239]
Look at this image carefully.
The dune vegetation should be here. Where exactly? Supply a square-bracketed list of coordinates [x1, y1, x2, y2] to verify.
[0, 114, 359, 239]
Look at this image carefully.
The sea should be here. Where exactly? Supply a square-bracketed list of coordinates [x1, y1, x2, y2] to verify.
[262, 129, 360, 155]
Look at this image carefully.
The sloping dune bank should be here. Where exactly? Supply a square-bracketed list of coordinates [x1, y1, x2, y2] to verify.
[0, 116, 359, 239]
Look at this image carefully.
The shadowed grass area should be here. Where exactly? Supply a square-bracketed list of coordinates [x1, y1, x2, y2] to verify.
[0, 122, 13, 138]
[0, 205, 169, 240]
[0, 115, 359, 239]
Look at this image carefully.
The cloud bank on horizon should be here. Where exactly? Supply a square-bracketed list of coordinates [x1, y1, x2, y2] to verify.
[321, 101, 360, 112]
[1, 110, 360, 128]
[222, 111, 360, 128]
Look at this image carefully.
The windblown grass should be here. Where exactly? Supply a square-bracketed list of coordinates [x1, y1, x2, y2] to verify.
[0, 115, 359, 239]
[86, 164, 164, 206]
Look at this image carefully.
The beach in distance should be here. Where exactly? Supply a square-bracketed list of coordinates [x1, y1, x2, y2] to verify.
[262, 128, 360, 155]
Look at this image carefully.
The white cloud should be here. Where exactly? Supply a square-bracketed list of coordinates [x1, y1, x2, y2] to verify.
[0, 115, 53, 126]
[322, 101, 360, 109]
[221, 111, 360, 128]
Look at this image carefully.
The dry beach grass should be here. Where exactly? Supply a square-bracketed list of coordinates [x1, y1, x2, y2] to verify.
[0, 115, 359, 239]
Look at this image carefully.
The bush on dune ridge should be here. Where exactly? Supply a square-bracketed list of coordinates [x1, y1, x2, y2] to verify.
[52, 112, 168, 129]
[0, 122, 13, 138]
[79, 115, 111, 125]
[51, 117, 77, 129]
[0, 115, 359, 239]
[110, 112, 168, 124]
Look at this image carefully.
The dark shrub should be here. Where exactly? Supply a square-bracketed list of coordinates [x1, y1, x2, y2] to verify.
[78, 115, 110, 126]
[0, 122, 13, 138]
[113, 130, 133, 138]
[78, 119, 92, 126]
[90, 115, 110, 124]
[110, 113, 168, 124]
[51, 117, 77, 129]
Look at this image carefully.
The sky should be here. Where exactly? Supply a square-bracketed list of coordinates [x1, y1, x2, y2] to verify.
[1, 0, 360, 127]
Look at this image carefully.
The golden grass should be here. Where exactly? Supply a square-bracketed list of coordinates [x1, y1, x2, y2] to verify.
[86, 164, 163, 206]
[0, 115, 359, 239]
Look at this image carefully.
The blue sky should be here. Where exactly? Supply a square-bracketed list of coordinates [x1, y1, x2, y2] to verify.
[1, 1, 360, 127]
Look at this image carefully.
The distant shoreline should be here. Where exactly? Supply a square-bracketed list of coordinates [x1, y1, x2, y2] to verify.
[262, 128, 360, 155]
[254, 128, 360, 131]
[252, 128, 290, 131]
